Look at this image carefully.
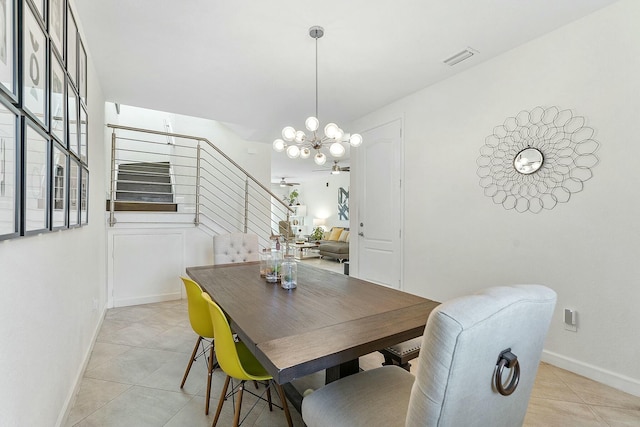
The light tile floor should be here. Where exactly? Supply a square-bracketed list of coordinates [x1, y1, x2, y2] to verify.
[66, 259, 640, 426]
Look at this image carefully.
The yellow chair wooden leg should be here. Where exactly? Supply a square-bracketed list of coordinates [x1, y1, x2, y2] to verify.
[275, 382, 293, 427]
[205, 342, 215, 414]
[266, 385, 273, 411]
[181, 336, 202, 388]
[233, 382, 245, 427]
[212, 375, 230, 427]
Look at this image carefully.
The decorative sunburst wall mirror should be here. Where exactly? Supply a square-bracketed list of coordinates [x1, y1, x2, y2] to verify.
[477, 106, 599, 213]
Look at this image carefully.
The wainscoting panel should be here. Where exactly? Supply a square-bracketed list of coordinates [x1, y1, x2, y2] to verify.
[111, 231, 184, 307]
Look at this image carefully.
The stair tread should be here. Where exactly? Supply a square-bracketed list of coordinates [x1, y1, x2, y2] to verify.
[117, 173, 171, 183]
[116, 192, 173, 202]
[117, 182, 172, 192]
[106, 200, 177, 212]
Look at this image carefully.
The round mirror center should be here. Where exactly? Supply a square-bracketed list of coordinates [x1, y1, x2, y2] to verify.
[514, 148, 544, 175]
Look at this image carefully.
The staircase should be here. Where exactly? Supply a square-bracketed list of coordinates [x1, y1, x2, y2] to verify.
[108, 161, 176, 211]
[106, 124, 293, 248]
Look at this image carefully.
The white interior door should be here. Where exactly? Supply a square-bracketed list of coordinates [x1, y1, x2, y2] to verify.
[356, 119, 402, 288]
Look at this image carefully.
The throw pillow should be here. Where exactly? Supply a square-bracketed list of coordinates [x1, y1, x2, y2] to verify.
[322, 231, 331, 240]
[328, 227, 344, 241]
[345, 232, 351, 243]
[338, 230, 349, 242]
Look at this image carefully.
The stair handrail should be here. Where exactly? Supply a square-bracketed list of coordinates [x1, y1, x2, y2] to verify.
[106, 124, 294, 225]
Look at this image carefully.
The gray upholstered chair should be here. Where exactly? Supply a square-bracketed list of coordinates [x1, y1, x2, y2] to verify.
[302, 284, 557, 427]
[213, 232, 259, 264]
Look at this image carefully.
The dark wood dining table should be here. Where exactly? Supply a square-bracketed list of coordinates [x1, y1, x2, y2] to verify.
[186, 262, 439, 409]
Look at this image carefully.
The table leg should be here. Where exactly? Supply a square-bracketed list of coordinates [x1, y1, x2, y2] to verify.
[281, 359, 361, 414]
[282, 383, 303, 414]
[325, 359, 360, 384]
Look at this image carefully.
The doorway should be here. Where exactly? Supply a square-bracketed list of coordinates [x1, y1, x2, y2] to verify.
[354, 119, 403, 289]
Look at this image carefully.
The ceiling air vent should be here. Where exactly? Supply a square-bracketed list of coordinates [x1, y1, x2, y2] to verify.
[443, 48, 477, 66]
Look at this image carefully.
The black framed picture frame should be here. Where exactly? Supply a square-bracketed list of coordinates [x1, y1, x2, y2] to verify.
[51, 141, 67, 229]
[22, 0, 48, 129]
[23, 118, 49, 234]
[80, 165, 87, 224]
[79, 103, 87, 164]
[50, 47, 65, 144]
[78, 38, 86, 104]
[48, 0, 64, 60]
[68, 155, 78, 227]
[0, 0, 17, 100]
[66, 5, 76, 86]
[67, 80, 77, 155]
[0, 98, 19, 240]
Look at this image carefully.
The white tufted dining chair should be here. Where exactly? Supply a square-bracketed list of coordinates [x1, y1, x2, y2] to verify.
[213, 233, 259, 264]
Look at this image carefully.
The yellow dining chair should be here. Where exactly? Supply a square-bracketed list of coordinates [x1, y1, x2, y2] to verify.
[202, 292, 293, 427]
[180, 277, 217, 414]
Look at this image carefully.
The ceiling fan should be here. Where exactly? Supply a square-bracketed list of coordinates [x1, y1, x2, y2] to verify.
[314, 160, 350, 174]
[278, 177, 300, 187]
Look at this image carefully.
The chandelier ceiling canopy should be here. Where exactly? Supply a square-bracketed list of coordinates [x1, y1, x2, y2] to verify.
[272, 26, 363, 166]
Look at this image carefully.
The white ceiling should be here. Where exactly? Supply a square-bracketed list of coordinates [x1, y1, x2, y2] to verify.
[74, 0, 618, 184]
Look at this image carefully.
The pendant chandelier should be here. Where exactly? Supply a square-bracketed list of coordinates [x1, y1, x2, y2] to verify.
[272, 26, 363, 166]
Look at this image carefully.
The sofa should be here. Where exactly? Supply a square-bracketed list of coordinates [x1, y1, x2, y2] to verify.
[317, 227, 350, 262]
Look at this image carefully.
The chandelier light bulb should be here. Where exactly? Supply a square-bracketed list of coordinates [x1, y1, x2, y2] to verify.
[324, 123, 339, 139]
[349, 133, 363, 147]
[282, 126, 296, 142]
[334, 128, 344, 142]
[273, 139, 285, 152]
[300, 147, 311, 159]
[305, 116, 319, 132]
[295, 130, 306, 143]
[329, 142, 346, 158]
[314, 152, 327, 165]
[286, 145, 301, 159]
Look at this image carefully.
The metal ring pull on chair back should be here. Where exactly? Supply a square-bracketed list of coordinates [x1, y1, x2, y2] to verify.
[495, 348, 520, 396]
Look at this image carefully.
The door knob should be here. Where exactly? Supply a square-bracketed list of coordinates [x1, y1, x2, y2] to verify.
[358, 232, 364, 236]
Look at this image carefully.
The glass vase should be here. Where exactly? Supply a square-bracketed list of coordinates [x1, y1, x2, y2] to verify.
[280, 256, 297, 289]
[266, 250, 282, 283]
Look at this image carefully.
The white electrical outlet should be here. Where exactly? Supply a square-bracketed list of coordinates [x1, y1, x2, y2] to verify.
[563, 308, 577, 332]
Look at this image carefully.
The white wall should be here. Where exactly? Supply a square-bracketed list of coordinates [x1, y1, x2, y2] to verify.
[0, 1, 108, 424]
[350, 0, 640, 396]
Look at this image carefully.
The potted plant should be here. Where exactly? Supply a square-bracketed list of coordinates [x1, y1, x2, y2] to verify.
[310, 227, 324, 242]
[286, 189, 299, 206]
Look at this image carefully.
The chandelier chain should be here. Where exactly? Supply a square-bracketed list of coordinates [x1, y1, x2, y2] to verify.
[315, 35, 319, 121]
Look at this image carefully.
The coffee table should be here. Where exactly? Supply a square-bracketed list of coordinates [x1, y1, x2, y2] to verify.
[292, 242, 320, 260]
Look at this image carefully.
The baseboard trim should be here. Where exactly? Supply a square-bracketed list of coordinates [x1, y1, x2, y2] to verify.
[542, 350, 640, 397]
[114, 292, 182, 307]
[56, 306, 107, 427]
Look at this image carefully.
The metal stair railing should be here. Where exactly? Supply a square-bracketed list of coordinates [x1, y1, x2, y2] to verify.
[107, 124, 293, 249]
